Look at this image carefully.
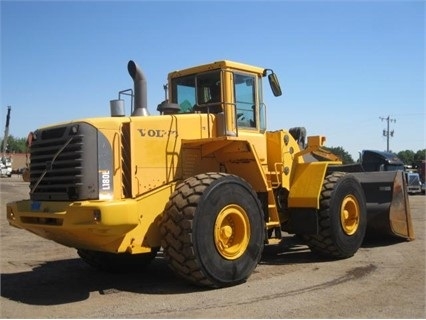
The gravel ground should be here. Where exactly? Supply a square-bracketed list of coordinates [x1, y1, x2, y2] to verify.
[1, 175, 425, 318]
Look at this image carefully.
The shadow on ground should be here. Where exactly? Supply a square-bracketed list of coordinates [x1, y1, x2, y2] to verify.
[1, 235, 404, 306]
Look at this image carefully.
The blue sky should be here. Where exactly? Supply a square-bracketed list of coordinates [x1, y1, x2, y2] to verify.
[1, 0, 424, 160]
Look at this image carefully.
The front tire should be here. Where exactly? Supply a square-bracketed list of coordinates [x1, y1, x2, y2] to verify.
[159, 172, 265, 288]
[303, 172, 367, 259]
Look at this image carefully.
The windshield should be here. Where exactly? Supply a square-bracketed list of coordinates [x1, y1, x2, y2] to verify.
[386, 164, 405, 171]
[171, 71, 221, 113]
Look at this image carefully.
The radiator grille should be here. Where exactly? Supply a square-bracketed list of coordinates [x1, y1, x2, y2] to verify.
[29, 123, 99, 201]
[406, 173, 420, 186]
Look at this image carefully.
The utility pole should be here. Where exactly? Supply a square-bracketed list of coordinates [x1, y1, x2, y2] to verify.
[380, 115, 396, 152]
[2, 106, 11, 156]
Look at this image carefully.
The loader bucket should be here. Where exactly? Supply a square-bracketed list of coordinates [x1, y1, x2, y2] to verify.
[352, 170, 415, 240]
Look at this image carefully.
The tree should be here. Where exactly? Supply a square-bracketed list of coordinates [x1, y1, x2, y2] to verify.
[0, 135, 27, 153]
[397, 149, 425, 166]
[323, 146, 355, 164]
[397, 150, 416, 165]
[414, 149, 426, 163]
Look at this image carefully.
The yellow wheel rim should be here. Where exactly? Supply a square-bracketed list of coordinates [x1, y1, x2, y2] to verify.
[214, 204, 250, 260]
[340, 195, 360, 236]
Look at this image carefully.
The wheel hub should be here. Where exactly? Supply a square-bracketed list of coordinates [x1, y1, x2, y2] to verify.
[340, 195, 360, 236]
[214, 204, 250, 260]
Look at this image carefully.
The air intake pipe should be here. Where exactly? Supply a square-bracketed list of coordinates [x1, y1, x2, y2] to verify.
[127, 60, 150, 116]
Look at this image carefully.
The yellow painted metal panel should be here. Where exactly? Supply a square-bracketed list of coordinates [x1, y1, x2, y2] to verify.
[266, 130, 304, 190]
[6, 199, 138, 252]
[288, 162, 329, 209]
[6, 182, 176, 253]
[168, 60, 265, 79]
[129, 114, 215, 197]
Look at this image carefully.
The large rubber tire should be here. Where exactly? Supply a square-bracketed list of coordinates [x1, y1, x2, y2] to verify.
[159, 172, 265, 288]
[77, 248, 158, 272]
[303, 172, 367, 259]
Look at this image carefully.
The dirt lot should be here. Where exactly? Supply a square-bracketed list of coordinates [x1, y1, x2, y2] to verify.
[1, 175, 425, 318]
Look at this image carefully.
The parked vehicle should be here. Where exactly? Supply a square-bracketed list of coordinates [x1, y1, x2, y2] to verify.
[414, 160, 425, 195]
[360, 150, 422, 195]
[6, 60, 414, 288]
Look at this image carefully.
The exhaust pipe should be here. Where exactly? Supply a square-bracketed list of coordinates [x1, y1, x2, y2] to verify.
[127, 60, 150, 116]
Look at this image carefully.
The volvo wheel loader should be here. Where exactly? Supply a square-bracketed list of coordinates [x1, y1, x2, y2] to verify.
[6, 59, 414, 288]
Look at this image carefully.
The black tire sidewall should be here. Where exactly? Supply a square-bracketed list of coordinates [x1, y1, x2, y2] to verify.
[327, 175, 367, 257]
[192, 175, 264, 286]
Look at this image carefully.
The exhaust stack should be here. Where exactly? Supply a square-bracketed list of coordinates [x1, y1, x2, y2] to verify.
[127, 60, 150, 116]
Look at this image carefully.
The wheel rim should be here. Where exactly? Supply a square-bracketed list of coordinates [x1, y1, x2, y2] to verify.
[340, 195, 360, 236]
[214, 204, 250, 260]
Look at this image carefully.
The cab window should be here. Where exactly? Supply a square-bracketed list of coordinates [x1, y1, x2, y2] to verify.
[234, 73, 256, 128]
[171, 71, 221, 113]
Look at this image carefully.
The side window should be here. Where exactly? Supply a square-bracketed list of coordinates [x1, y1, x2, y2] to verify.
[234, 73, 256, 128]
[172, 76, 196, 113]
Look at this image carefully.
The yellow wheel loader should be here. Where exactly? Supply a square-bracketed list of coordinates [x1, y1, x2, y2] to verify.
[6, 59, 414, 288]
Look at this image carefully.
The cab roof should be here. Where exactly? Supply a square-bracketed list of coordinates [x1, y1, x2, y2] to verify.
[168, 60, 266, 79]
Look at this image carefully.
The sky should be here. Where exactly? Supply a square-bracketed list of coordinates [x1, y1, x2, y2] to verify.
[1, 0, 425, 161]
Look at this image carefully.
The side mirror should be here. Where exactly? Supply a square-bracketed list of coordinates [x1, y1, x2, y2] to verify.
[267, 72, 282, 97]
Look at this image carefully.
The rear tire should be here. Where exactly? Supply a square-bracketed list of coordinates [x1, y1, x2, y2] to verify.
[303, 172, 367, 259]
[159, 172, 265, 288]
[77, 248, 158, 272]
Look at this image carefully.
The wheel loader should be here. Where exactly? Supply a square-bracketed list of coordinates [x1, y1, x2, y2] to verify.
[6, 59, 414, 288]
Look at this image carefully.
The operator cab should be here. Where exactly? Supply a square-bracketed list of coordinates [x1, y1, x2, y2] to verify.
[159, 60, 282, 136]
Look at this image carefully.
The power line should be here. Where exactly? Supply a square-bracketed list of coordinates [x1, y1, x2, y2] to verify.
[380, 115, 396, 152]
